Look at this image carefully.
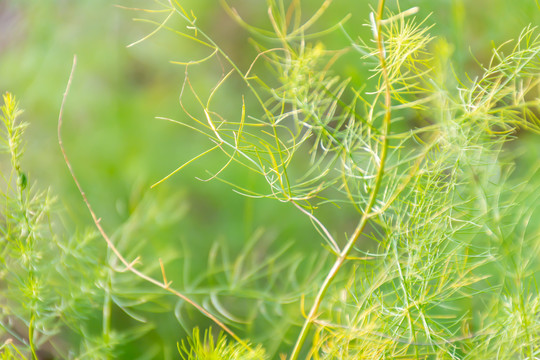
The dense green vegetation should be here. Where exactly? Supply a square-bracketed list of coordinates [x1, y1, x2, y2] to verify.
[1, 0, 539, 359]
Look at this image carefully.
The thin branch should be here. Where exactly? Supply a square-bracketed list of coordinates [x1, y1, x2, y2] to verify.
[290, 200, 339, 253]
[57, 55, 255, 354]
[289, 1, 391, 358]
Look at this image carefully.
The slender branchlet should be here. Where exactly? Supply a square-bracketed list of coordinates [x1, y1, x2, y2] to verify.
[289, 1, 391, 358]
[57, 55, 259, 357]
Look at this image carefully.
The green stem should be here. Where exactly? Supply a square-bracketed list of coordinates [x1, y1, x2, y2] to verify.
[289, 0, 390, 358]
[29, 315, 38, 360]
[102, 265, 113, 353]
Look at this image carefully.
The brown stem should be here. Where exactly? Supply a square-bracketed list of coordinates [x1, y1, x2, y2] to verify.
[57, 55, 255, 354]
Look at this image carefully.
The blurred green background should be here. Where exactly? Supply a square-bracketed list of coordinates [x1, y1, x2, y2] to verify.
[2, 0, 538, 248]
[0, 0, 540, 226]
[1, 0, 539, 358]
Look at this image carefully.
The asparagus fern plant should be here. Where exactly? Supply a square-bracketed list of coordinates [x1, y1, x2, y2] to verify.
[1, 0, 539, 359]
[130, 0, 540, 358]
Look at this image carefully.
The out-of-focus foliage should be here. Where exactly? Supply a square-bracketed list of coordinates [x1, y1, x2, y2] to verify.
[1, 1, 539, 359]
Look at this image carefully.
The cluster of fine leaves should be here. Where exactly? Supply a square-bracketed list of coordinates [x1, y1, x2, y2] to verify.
[0, 92, 114, 359]
[126, 0, 540, 359]
[1, 0, 539, 359]
[178, 328, 266, 360]
[0, 93, 191, 359]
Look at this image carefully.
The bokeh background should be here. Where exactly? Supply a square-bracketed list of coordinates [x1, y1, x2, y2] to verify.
[1, 0, 539, 358]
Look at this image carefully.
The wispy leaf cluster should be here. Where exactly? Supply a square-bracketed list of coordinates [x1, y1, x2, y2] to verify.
[127, 1, 540, 358]
[2, 0, 538, 359]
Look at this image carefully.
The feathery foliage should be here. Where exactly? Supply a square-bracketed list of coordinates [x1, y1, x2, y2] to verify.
[127, 0, 540, 358]
[1, 0, 539, 359]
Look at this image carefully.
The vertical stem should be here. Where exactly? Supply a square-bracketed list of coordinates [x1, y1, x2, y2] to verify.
[102, 264, 113, 355]
[29, 315, 38, 360]
[289, 0, 390, 358]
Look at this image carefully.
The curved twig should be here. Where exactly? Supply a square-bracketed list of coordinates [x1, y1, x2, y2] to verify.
[57, 55, 255, 353]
